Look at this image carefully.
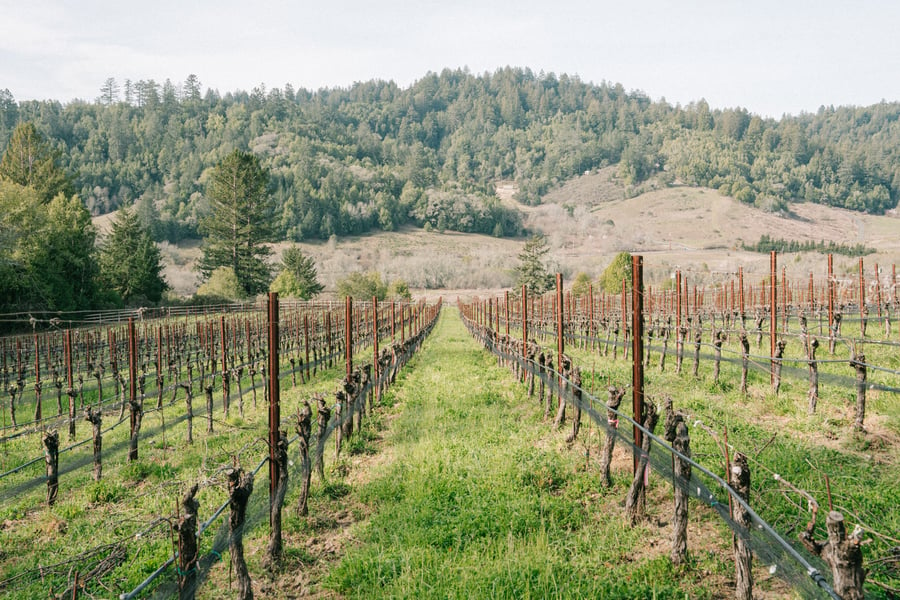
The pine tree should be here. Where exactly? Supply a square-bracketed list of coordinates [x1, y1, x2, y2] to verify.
[0, 122, 74, 203]
[270, 246, 323, 299]
[198, 150, 274, 296]
[99, 208, 168, 304]
[515, 234, 554, 294]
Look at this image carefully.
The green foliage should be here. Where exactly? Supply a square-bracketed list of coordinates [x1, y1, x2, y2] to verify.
[0, 189, 103, 314]
[272, 246, 324, 299]
[742, 234, 874, 257]
[0, 122, 74, 203]
[570, 272, 592, 297]
[337, 271, 388, 301]
[196, 266, 246, 301]
[515, 234, 553, 295]
[198, 149, 273, 296]
[598, 251, 632, 293]
[99, 208, 168, 304]
[387, 278, 412, 300]
[1, 69, 898, 267]
[86, 480, 124, 504]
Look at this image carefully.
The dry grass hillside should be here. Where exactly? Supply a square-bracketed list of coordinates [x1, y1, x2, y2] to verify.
[94, 173, 900, 299]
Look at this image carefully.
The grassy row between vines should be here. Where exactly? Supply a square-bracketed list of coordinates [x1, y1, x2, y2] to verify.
[309, 308, 785, 599]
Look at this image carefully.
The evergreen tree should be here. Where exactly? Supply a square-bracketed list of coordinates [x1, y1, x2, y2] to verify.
[99, 208, 168, 304]
[270, 246, 324, 299]
[0, 122, 74, 203]
[198, 149, 274, 295]
[28, 194, 100, 310]
[515, 234, 553, 295]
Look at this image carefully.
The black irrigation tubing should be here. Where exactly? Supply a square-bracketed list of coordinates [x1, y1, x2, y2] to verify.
[121, 322, 436, 599]
[463, 316, 840, 600]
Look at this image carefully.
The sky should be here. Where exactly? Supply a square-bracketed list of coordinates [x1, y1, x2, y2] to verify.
[2, 0, 900, 119]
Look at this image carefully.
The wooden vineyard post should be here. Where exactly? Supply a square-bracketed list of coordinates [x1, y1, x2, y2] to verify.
[632, 255, 644, 477]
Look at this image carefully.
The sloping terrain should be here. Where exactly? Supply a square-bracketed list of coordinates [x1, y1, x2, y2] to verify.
[97, 178, 900, 299]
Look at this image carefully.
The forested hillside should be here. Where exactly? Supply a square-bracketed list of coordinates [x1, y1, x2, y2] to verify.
[1, 67, 899, 245]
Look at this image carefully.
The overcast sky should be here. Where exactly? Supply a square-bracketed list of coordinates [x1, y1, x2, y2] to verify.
[2, 0, 899, 118]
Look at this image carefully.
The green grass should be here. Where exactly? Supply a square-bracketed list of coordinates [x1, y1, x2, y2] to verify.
[325, 309, 723, 599]
[0, 353, 350, 598]
[562, 320, 900, 598]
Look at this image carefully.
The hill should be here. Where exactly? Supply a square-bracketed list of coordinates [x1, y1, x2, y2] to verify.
[139, 176, 900, 299]
[7, 67, 900, 253]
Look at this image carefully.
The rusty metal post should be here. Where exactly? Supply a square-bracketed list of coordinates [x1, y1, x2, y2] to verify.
[588, 283, 595, 349]
[859, 257, 865, 337]
[522, 285, 528, 365]
[770, 251, 777, 385]
[128, 318, 138, 460]
[556, 273, 564, 385]
[345, 297, 353, 378]
[267, 292, 280, 533]
[632, 256, 644, 476]
[782, 266, 787, 333]
[373, 296, 379, 402]
[33, 333, 41, 422]
[621, 277, 628, 358]
[220, 316, 228, 417]
[505, 290, 510, 336]
[828, 254, 834, 333]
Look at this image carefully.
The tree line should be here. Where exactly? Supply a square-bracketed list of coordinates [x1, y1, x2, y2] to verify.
[1, 67, 899, 248]
[741, 235, 874, 257]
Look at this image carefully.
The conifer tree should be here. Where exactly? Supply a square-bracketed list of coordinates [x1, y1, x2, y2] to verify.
[99, 208, 168, 304]
[198, 150, 274, 295]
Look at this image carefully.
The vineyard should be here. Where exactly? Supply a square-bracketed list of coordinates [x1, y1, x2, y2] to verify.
[0, 252, 898, 599]
[458, 252, 899, 599]
[0, 296, 441, 598]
